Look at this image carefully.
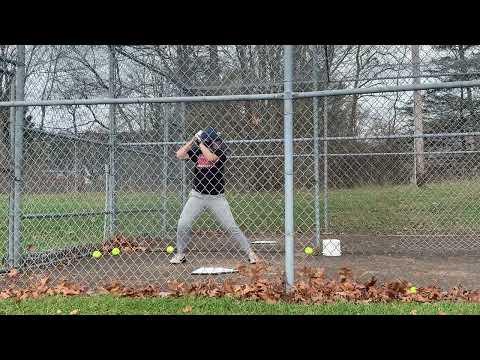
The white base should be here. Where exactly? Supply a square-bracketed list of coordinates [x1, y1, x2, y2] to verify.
[191, 267, 239, 275]
[322, 239, 341, 256]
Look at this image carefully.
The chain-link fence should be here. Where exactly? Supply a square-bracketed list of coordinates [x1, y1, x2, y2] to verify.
[2, 45, 480, 290]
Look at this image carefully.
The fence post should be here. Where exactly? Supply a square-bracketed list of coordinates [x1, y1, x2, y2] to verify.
[312, 46, 321, 248]
[11, 45, 25, 268]
[103, 164, 109, 240]
[180, 102, 187, 206]
[283, 45, 295, 291]
[411, 45, 424, 186]
[7, 74, 16, 267]
[323, 96, 329, 233]
[162, 106, 169, 238]
[107, 45, 118, 238]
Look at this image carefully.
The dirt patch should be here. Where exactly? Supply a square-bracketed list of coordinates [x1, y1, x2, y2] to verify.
[1, 233, 479, 291]
[2, 251, 479, 291]
[297, 254, 480, 289]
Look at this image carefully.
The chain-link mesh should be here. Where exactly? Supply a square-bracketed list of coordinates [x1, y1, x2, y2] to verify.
[11, 100, 286, 286]
[294, 45, 480, 92]
[1, 47, 17, 273]
[2, 45, 480, 289]
[293, 86, 480, 272]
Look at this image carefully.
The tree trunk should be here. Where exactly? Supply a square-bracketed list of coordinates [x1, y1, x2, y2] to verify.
[458, 45, 474, 131]
[349, 46, 362, 136]
[0, 105, 9, 179]
[40, 106, 45, 130]
[412, 45, 425, 186]
[236, 46, 261, 188]
[72, 110, 78, 135]
[208, 45, 220, 87]
[176, 45, 193, 96]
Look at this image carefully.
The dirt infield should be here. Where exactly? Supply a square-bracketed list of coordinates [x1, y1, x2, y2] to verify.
[2, 251, 479, 291]
[1, 233, 479, 291]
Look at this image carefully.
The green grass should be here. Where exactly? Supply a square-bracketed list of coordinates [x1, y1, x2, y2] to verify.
[1, 179, 480, 261]
[0, 295, 479, 315]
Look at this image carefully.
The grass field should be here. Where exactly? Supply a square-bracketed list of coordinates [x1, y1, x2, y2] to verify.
[1, 179, 480, 260]
[0, 295, 479, 315]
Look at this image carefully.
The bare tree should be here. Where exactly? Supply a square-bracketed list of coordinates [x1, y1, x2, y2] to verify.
[412, 45, 425, 186]
[208, 45, 220, 85]
[0, 46, 16, 179]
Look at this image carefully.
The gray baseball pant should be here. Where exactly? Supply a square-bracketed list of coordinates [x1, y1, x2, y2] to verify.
[176, 190, 252, 255]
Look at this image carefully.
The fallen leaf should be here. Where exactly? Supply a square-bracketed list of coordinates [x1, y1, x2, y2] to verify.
[339, 267, 353, 282]
[364, 277, 377, 289]
[2, 263, 480, 306]
[70, 309, 79, 315]
[54, 281, 83, 296]
[410, 310, 417, 315]
[7, 269, 19, 278]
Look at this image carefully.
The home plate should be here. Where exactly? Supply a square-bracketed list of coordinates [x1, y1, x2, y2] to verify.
[252, 241, 277, 245]
[191, 267, 239, 275]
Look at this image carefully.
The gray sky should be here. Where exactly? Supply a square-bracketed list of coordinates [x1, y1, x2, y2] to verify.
[18, 45, 477, 137]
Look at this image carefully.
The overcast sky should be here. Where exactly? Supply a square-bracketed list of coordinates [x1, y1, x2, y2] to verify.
[15, 45, 477, 137]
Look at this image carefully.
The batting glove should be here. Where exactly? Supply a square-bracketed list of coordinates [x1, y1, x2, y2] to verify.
[194, 130, 204, 145]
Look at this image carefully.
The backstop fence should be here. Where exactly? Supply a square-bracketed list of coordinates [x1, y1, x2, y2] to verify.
[1, 45, 480, 290]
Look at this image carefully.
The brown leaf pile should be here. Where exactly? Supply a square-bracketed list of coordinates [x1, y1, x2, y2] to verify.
[97, 282, 170, 298]
[7, 269, 20, 278]
[2, 265, 480, 304]
[101, 234, 148, 253]
[166, 265, 480, 304]
[0, 276, 86, 300]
